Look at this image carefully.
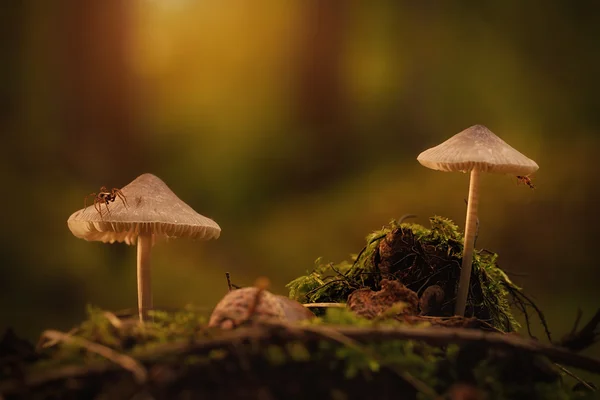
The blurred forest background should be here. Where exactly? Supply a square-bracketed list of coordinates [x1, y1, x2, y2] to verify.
[1, 0, 599, 366]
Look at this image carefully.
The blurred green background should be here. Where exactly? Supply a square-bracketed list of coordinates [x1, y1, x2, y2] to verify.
[1, 0, 599, 365]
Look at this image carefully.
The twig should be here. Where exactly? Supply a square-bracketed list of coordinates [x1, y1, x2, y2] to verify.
[329, 263, 358, 287]
[144, 323, 600, 374]
[103, 311, 123, 329]
[225, 272, 233, 292]
[304, 279, 349, 299]
[512, 293, 535, 339]
[4, 323, 600, 395]
[303, 303, 347, 308]
[350, 232, 386, 270]
[554, 363, 596, 392]
[351, 246, 368, 269]
[498, 269, 530, 277]
[38, 327, 78, 349]
[398, 214, 417, 224]
[571, 309, 583, 334]
[504, 284, 552, 342]
[559, 309, 600, 352]
[39, 330, 147, 384]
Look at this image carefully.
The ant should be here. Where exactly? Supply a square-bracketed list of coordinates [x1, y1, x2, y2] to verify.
[84, 186, 128, 218]
[516, 175, 535, 190]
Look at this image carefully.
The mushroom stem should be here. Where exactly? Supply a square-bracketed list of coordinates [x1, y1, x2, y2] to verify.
[455, 168, 480, 316]
[136, 233, 153, 322]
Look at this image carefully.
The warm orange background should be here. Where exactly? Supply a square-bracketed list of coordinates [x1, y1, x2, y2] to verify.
[1, 1, 598, 376]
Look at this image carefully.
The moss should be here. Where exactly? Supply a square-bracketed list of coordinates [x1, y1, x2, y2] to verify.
[287, 216, 520, 331]
[0, 216, 593, 399]
[285, 341, 311, 362]
[2, 307, 593, 400]
[264, 344, 287, 366]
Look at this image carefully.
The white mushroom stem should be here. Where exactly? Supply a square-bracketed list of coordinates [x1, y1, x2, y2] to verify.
[137, 233, 153, 322]
[454, 168, 480, 316]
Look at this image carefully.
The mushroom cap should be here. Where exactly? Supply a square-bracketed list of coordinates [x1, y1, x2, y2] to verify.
[67, 173, 221, 245]
[417, 125, 539, 175]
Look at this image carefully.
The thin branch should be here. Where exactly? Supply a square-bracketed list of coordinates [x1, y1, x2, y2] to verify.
[329, 263, 359, 288]
[304, 278, 348, 299]
[350, 232, 386, 270]
[504, 284, 552, 342]
[225, 272, 233, 292]
[554, 363, 596, 392]
[571, 309, 583, 334]
[38, 330, 147, 384]
[303, 303, 347, 308]
[559, 309, 600, 352]
[398, 214, 417, 224]
[103, 311, 124, 329]
[137, 323, 600, 374]
[38, 327, 79, 350]
[282, 324, 600, 373]
[5, 323, 600, 394]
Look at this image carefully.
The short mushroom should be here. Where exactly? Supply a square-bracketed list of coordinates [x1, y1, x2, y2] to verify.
[417, 125, 538, 316]
[67, 173, 221, 322]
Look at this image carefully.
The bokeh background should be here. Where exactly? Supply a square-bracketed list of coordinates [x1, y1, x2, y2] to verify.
[1, 0, 599, 369]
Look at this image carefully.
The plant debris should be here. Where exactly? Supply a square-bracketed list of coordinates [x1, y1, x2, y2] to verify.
[559, 309, 600, 352]
[1, 307, 598, 400]
[1, 216, 598, 399]
[287, 216, 522, 332]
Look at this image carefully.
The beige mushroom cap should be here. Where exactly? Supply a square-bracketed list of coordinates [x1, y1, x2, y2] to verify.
[67, 173, 221, 245]
[417, 125, 539, 175]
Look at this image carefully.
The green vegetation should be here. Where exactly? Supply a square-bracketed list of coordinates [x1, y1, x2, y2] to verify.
[1, 306, 594, 400]
[288, 216, 520, 331]
[1, 218, 597, 399]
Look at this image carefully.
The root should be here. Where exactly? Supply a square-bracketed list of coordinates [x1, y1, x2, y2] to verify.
[559, 308, 600, 352]
[504, 283, 552, 341]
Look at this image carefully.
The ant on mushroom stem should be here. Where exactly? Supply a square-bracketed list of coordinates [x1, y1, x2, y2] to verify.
[84, 186, 128, 218]
[516, 175, 535, 190]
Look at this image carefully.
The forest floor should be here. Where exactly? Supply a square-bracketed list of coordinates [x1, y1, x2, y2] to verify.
[1, 217, 598, 399]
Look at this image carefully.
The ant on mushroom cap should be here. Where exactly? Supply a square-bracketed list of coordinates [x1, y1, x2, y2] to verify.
[84, 186, 128, 218]
[516, 175, 535, 190]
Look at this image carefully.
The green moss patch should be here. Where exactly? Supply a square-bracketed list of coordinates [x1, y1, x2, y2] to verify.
[287, 216, 520, 331]
[1, 307, 594, 400]
[1, 216, 596, 399]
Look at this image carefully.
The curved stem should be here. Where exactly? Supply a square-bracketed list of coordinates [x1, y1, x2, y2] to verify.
[137, 233, 153, 322]
[455, 168, 480, 316]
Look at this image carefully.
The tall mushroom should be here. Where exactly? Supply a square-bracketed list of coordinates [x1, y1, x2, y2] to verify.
[67, 173, 221, 321]
[417, 125, 538, 316]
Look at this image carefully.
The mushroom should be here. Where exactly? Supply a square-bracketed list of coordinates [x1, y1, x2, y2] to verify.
[67, 173, 221, 322]
[417, 125, 538, 316]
